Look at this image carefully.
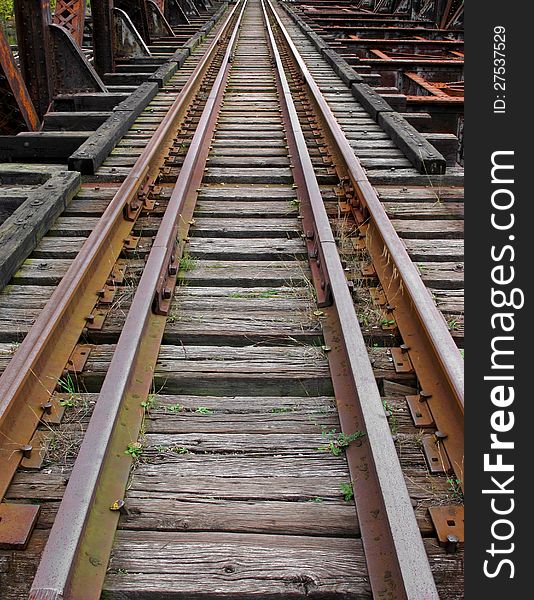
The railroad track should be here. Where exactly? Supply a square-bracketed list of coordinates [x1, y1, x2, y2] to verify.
[0, 0, 464, 598]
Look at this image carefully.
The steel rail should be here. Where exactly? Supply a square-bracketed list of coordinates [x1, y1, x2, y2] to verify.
[0, 0, 241, 504]
[267, 0, 464, 488]
[262, 1, 438, 598]
[29, 2, 248, 598]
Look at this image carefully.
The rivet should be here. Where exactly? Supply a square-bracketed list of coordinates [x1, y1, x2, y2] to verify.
[20, 444, 33, 459]
[419, 390, 432, 402]
[110, 499, 129, 515]
[445, 534, 459, 554]
[41, 401, 53, 415]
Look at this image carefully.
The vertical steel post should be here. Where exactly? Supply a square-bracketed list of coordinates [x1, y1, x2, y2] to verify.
[92, 0, 116, 74]
[13, 0, 53, 118]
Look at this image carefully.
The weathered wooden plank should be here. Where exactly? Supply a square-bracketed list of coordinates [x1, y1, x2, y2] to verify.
[103, 531, 370, 598]
[0, 170, 80, 289]
[0, 284, 54, 308]
[0, 132, 90, 161]
[431, 289, 464, 314]
[384, 202, 464, 220]
[367, 167, 464, 186]
[203, 167, 293, 184]
[416, 262, 464, 289]
[117, 498, 359, 537]
[198, 186, 297, 201]
[391, 219, 464, 239]
[403, 239, 464, 262]
[191, 218, 300, 238]
[178, 260, 310, 287]
[194, 200, 298, 216]
[23, 344, 333, 396]
[69, 82, 160, 174]
[207, 156, 289, 168]
[375, 185, 464, 202]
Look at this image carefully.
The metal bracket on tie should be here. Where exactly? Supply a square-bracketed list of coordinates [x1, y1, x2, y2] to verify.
[20, 430, 51, 470]
[153, 228, 179, 316]
[107, 260, 128, 286]
[429, 505, 464, 553]
[390, 346, 415, 374]
[0, 504, 40, 550]
[421, 433, 452, 474]
[406, 391, 435, 427]
[66, 344, 94, 374]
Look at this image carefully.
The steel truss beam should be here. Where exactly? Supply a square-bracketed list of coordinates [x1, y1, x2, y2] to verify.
[52, 0, 86, 46]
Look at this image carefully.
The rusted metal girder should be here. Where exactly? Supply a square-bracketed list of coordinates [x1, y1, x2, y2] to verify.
[147, 0, 176, 37]
[52, 0, 87, 46]
[49, 24, 108, 94]
[13, 0, 53, 118]
[29, 4, 246, 598]
[115, 0, 152, 44]
[165, 0, 190, 25]
[0, 25, 40, 133]
[91, 0, 115, 75]
[264, 1, 438, 598]
[270, 0, 464, 489]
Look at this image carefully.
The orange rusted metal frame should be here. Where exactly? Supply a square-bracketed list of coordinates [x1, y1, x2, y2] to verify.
[0, 25, 40, 132]
[0, 2, 236, 505]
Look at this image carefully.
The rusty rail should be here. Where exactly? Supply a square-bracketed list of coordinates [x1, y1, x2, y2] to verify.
[267, 0, 464, 489]
[0, 0, 240, 507]
[262, 1, 439, 597]
[28, 1, 248, 598]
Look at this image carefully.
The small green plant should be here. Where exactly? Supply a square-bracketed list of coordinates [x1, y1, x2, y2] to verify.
[319, 430, 366, 456]
[141, 394, 156, 411]
[340, 482, 354, 502]
[460, 349, 464, 359]
[125, 442, 144, 458]
[195, 406, 213, 415]
[447, 477, 464, 501]
[58, 372, 77, 395]
[57, 373, 79, 407]
[59, 397, 77, 408]
[447, 317, 460, 331]
[382, 400, 398, 435]
[167, 403, 184, 413]
[271, 407, 293, 413]
[179, 253, 195, 272]
[172, 446, 189, 454]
